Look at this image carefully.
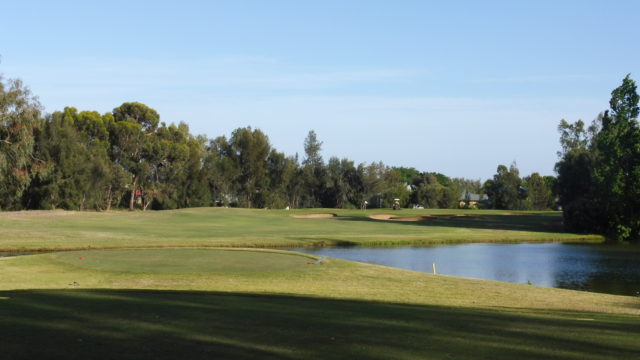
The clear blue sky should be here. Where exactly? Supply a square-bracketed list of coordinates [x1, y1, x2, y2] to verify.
[2, 0, 639, 180]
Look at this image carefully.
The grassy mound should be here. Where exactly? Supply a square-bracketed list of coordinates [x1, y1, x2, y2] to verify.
[49, 248, 317, 274]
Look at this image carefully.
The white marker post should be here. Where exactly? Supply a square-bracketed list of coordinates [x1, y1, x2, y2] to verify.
[432, 263, 437, 275]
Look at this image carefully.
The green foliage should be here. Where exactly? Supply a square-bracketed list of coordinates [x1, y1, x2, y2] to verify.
[394, 166, 420, 185]
[325, 157, 360, 208]
[301, 130, 326, 207]
[592, 75, 640, 241]
[25, 108, 128, 210]
[381, 169, 411, 207]
[0, 76, 482, 212]
[113, 102, 159, 133]
[0, 74, 583, 216]
[0, 76, 42, 210]
[228, 127, 271, 208]
[483, 162, 528, 210]
[556, 75, 640, 242]
[523, 173, 553, 210]
[484, 163, 527, 210]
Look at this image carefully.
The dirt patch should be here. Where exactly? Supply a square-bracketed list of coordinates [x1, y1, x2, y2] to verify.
[292, 213, 338, 219]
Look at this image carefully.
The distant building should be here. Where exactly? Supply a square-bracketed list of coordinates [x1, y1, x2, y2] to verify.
[458, 191, 488, 209]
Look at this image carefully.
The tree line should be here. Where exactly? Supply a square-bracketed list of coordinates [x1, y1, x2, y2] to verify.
[6, 72, 639, 242]
[0, 74, 561, 213]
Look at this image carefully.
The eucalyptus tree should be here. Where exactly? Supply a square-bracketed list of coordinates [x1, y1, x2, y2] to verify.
[180, 134, 212, 208]
[26, 107, 127, 210]
[554, 117, 601, 231]
[204, 136, 240, 207]
[381, 168, 411, 208]
[110, 102, 159, 210]
[28, 108, 94, 209]
[228, 127, 271, 208]
[263, 149, 303, 209]
[484, 163, 527, 210]
[0, 76, 43, 210]
[147, 122, 191, 209]
[325, 157, 360, 208]
[523, 172, 552, 210]
[358, 161, 387, 208]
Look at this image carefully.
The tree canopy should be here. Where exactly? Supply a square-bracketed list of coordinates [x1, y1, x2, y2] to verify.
[0, 72, 575, 218]
[556, 75, 640, 242]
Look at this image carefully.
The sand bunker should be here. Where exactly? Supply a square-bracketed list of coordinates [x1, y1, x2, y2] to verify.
[369, 214, 475, 222]
[292, 213, 338, 219]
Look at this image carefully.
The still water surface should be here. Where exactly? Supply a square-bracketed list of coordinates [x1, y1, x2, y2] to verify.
[297, 243, 640, 296]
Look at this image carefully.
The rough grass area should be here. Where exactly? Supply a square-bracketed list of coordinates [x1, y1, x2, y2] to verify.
[0, 207, 601, 251]
[0, 250, 638, 360]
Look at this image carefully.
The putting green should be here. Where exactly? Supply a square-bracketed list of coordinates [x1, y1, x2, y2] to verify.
[47, 248, 318, 274]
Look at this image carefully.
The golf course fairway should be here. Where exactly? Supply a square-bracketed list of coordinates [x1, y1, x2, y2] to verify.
[0, 209, 637, 359]
[0, 207, 601, 251]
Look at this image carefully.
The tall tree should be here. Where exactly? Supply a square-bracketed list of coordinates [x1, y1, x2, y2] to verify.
[484, 163, 527, 210]
[204, 136, 240, 207]
[593, 74, 640, 241]
[264, 150, 300, 209]
[555, 117, 602, 232]
[523, 172, 552, 210]
[0, 76, 43, 210]
[228, 127, 271, 208]
[110, 102, 159, 210]
[556, 75, 640, 241]
[358, 161, 387, 208]
[325, 157, 359, 208]
[301, 130, 325, 207]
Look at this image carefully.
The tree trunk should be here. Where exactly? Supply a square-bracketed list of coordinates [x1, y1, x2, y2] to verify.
[106, 185, 112, 211]
[143, 194, 153, 211]
[129, 176, 138, 211]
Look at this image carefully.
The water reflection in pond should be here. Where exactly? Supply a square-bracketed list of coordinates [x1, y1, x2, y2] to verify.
[296, 243, 640, 296]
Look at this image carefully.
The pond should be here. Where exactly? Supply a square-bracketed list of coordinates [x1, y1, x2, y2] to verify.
[296, 243, 640, 296]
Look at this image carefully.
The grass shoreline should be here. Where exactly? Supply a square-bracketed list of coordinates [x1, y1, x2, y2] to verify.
[1, 249, 638, 359]
[0, 236, 605, 253]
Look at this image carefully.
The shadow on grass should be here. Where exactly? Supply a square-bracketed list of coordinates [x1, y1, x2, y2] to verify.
[337, 213, 572, 234]
[0, 289, 638, 360]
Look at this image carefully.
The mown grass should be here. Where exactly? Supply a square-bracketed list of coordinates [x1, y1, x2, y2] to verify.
[48, 248, 317, 274]
[2, 289, 639, 360]
[0, 249, 638, 359]
[1, 210, 633, 359]
[0, 207, 601, 251]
